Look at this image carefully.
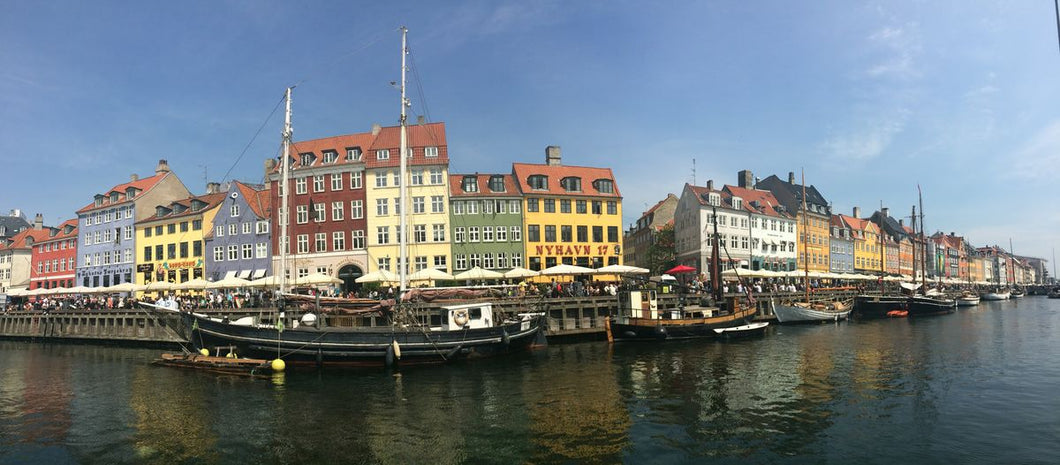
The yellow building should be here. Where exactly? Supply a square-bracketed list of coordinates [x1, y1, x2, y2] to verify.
[363, 122, 452, 274]
[839, 214, 883, 273]
[755, 172, 831, 272]
[135, 192, 225, 296]
[513, 147, 623, 274]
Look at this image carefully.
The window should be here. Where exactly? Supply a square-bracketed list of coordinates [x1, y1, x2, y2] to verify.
[496, 226, 507, 242]
[592, 201, 602, 215]
[488, 175, 505, 192]
[193, 241, 202, 257]
[510, 226, 522, 241]
[346, 147, 362, 161]
[242, 244, 253, 259]
[560, 177, 582, 192]
[376, 199, 389, 216]
[592, 226, 603, 242]
[377, 227, 390, 245]
[180, 242, 189, 258]
[296, 205, 308, 224]
[350, 200, 363, 219]
[414, 225, 426, 243]
[376, 149, 390, 160]
[483, 253, 495, 269]
[527, 198, 539, 212]
[431, 196, 444, 213]
[296, 177, 307, 194]
[414, 256, 428, 271]
[453, 201, 464, 215]
[560, 199, 571, 213]
[256, 221, 268, 234]
[256, 243, 267, 258]
[313, 175, 325, 193]
[332, 201, 344, 221]
[607, 226, 619, 242]
[483, 200, 493, 214]
[496, 200, 506, 214]
[412, 196, 424, 214]
[351, 230, 365, 249]
[510, 200, 521, 213]
[350, 171, 363, 189]
[482, 226, 494, 242]
[168, 223, 176, 234]
[577, 225, 588, 242]
[167, 244, 176, 260]
[331, 173, 343, 191]
[411, 170, 424, 185]
[462, 176, 478, 192]
[468, 226, 480, 242]
[528, 175, 548, 190]
[314, 202, 326, 223]
[297, 235, 309, 254]
[466, 201, 478, 215]
[378, 257, 391, 271]
[454, 227, 465, 243]
[544, 225, 557, 242]
[145, 227, 152, 238]
[561, 225, 572, 242]
[229, 223, 238, 236]
[544, 199, 555, 213]
[606, 201, 618, 215]
[425, 146, 439, 158]
[528, 225, 540, 242]
[124, 226, 133, 240]
[593, 179, 614, 194]
[315, 233, 326, 252]
[429, 168, 443, 184]
[144, 246, 153, 261]
[242, 222, 252, 234]
[375, 172, 388, 188]
[155, 245, 163, 261]
[433, 224, 446, 242]
[576, 200, 587, 214]
[497, 253, 508, 269]
[300, 153, 316, 166]
[455, 254, 468, 270]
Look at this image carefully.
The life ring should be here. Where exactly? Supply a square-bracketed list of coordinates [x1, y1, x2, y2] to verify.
[453, 309, 469, 327]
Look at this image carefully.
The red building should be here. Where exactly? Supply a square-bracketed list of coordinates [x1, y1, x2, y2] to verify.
[29, 219, 79, 291]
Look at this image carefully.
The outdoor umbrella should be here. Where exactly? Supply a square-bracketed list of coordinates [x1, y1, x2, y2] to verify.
[453, 266, 504, 281]
[407, 268, 456, 281]
[355, 269, 399, 283]
[502, 267, 539, 279]
[595, 264, 650, 275]
[666, 265, 697, 274]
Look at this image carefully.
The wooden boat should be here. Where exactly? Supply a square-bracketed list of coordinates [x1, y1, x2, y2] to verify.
[854, 294, 908, 319]
[607, 202, 757, 342]
[886, 309, 908, 318]
[713, 321, 769, 338]
[1010, 288, 1025, 299]
[152, 352, 274, 378]
[907, 295, 956, 316]
[772, 299, 851, 323]
[956, 293, 980, 306]
[980, 289, 1011, 301]
[1048, 288, 1060, 299]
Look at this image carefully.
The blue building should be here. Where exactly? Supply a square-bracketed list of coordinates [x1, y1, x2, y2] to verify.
[829, 214, 854, 274]
[76, 160, 190, 288]
[204, 181, 272, 282]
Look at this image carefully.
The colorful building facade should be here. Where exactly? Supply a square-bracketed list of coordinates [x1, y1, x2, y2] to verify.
[135, 192, 224, 290]
[449, 173, 524, 273]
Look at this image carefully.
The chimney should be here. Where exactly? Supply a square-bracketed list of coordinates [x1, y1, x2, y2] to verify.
[264, 158, 277, 179]
[416, 115, 425, 125]
[33, 213, 43, 230]
[371, 123, 382, 136]
[881, 207, 889, 218]
[788, 172, 795, 184]
[545, 146, 562, 166]
[206, 182, 221, 194]
[899, 219, 904, 226]
[853, 206, 861, 218]
[706, 180, 714, 191]
[130, 174, 139, 182]
[155, 159, 171, 176]
[738, 170, 753, 188]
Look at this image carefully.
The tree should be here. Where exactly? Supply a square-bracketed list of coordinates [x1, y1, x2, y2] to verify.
[646, 223, 676, 276]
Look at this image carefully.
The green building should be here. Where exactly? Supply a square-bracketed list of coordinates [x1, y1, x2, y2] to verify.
[449, 174, 525, 273]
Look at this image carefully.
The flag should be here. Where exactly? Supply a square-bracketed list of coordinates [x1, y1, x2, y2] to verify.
[308, 199, 317, 220]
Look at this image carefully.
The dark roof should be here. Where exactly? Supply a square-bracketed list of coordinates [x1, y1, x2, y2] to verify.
[868, 210, 910, 240]
[0, 215, 30, 239]
[754, 174, 830, 217]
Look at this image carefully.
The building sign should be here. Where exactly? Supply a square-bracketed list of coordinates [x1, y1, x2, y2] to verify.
[161, 259, 204, 270]
[137, 264, 154, 273]
[534, 244, 619, 256]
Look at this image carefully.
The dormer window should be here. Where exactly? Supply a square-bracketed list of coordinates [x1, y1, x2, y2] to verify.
[488, 175, 505, 192]
[94, 195, 104, 207]
[707, 193, 721, 206]
[425, 146, 439, 158]
[732, 197, 743, 210]
[346, 147, 362, 161]
[462, 176, 479, 193]
[323, 151, 338, 164]
[155, 206, 171, 217]
[376, 149, 390, 160]
[126, 187, 138, 199]
[560, 176, 582, 192]
[593, 179, 614, 194]
[299, 153, 316, 166]
[110, 192, 119, 203]
[527, 175, 548, 190]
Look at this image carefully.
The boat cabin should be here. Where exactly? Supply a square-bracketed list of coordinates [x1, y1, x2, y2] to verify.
[437, 302, 495, 331]
[617, 289, 725, 323]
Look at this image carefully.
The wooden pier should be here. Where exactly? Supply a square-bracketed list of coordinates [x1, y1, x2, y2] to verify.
[0, 290, 860, 345]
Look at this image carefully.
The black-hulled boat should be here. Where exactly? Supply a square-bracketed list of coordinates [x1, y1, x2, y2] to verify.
[907, 295, 956, 316]
[854, 294, 908, 319]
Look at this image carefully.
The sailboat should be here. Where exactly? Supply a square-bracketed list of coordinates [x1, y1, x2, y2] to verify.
[772, 173, 851, 323]
[607, 204, 764, 341]
[905, 187, 955, 316]
[145, 28, 546, 368]
[980, 245, 1011, 300]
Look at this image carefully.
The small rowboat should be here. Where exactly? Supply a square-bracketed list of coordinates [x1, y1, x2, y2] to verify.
[713, 321, 769, 338]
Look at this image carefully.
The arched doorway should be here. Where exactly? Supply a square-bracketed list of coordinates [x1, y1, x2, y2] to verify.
[337, 264, 364, 295]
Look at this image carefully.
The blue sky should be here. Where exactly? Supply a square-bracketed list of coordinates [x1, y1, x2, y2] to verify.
[2, 1, 1058, 265]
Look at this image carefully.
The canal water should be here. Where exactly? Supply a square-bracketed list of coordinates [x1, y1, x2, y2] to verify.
[2, 297, 1058, 465]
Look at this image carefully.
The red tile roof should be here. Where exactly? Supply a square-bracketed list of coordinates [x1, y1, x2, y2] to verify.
[233, 181, 270, 219]
[276, 122, 449, 173]
[511, 163, 620, 198]
[140, 192, 228, 223]
[449, 173, 521, 197]
[76, 173, 168, 213]
[723, 185, 794, 219]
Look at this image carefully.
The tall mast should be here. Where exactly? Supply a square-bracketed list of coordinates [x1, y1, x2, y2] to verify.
[398, 26, 409, 293]
[280, 87, 293, 295]
[911, 204, 917, 286]
[710, 205, 721, 302]
[878, 200, 885, 292]
[801, 170, 809, 304]
[918, 185, 925, 291]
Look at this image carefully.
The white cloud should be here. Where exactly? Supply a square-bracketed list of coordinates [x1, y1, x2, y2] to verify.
[865, 23, 922, 80]
[820, 110, 909, 162]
